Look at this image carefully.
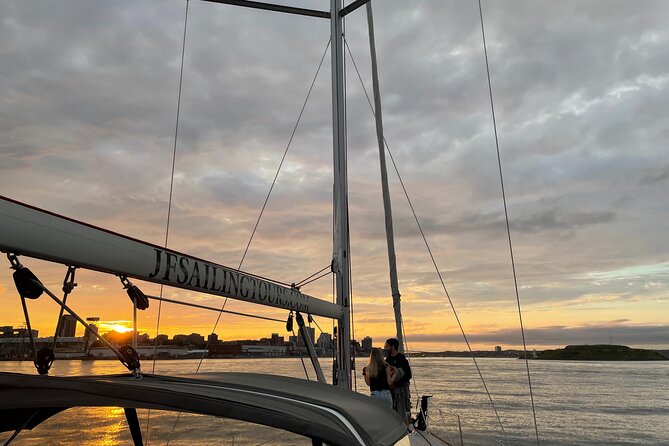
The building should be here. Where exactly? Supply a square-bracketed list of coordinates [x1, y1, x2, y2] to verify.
[187, 333, 206, 346]
[174, 333, 206, 347]
[89, 345, 191, 359]
[0, 326, 38, 338]
[242, 345, 287, 357]
[270, 333, 284, 346]
[362, 336, 373, 352]
[154, 334, 169, 345]
[137, 333, 150, 345]
[209, 344, 243, 357]
[0, 336, 86, 359]
[207, 333, 219, 345]
[173, 334, 188, 345]
[317, 332, 332, 349]
[84, 317, 100, 354]
[297, 327, 316, 346]
[495, 346, 502, 352]
[58, 315, 77, 337]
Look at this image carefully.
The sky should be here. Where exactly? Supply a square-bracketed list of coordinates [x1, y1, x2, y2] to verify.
[0, 0, 667, 351]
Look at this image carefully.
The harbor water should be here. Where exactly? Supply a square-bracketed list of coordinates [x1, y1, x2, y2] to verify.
[1, 357, 667, 445]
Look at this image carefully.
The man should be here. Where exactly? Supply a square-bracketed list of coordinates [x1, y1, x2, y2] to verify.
[384, 338, 412, 425]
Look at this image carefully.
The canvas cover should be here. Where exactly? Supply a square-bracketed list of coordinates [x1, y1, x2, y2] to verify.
[0, 371, 408, 446]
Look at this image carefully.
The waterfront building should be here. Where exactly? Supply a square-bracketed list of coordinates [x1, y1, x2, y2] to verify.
[84, 317, 99, 354]
[0, 326, 38, 338]
[58, 315, 77, 337]
[297, 327, 315, 346]
[0, 336, 85, 359]
[270, 333, 284, 346]
[362, 336, 372, 352]
[317, 332, 332, 349]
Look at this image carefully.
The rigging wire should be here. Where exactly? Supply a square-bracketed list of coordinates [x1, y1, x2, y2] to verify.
[399, 318, 420, 407]
[294, 264, 331, 287]
[332, 259, 337, 381]
[341, 13, 357, 392]
[191, 37, 333, 374]
[165, 38, 332, 445]
[149, 1, 190, 444]
[309, 315, 325, 337]
[478, 1, 540, 444]
[145, 294, 285, 323]
[344, 39, 508, 442]
[348, 251, 357, 391]
[237, 38, 332, 271]
[297, 270, 331, 288]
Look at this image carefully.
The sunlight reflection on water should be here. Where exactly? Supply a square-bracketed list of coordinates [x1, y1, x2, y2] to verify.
[1, 357, 668, 445]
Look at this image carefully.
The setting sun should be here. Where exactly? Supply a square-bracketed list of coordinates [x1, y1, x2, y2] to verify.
[99, 322, 134, 334]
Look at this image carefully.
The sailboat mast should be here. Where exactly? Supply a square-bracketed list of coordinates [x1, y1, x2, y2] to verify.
[331, 0, 352, 389]
[366, 3, 405, 353]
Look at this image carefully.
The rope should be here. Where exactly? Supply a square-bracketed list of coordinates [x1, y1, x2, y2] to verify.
[18, 297, 38, 365]
[478, 1, 540, 444]
[51, 266, 77, 352]
[292, 329, 311, 380]
[344, 39, 508, 442]
[150, 1, 189, 444]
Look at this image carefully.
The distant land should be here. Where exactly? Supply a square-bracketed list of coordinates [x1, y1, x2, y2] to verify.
[411, 345, 669, 361]
[535, 345, 668, 361]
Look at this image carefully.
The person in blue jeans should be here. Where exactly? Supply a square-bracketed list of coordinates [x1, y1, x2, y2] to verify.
[362, 347, 394, 408]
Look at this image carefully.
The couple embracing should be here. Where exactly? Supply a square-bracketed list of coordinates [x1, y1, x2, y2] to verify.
[362, 338, 412, 425]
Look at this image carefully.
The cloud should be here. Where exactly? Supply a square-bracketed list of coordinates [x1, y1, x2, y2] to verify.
[408, 322, 669, 348]
[0, 1, 668, 347]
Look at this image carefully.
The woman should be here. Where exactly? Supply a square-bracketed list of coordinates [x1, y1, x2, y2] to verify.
[362, 347, 394, 408]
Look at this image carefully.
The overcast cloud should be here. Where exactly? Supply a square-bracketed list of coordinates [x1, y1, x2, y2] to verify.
[0, 0, 667, 350]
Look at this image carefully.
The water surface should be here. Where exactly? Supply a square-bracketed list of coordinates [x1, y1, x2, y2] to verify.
[1, 357, 667, 445]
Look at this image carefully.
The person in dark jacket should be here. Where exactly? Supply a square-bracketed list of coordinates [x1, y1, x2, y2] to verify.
[384, 338, 412, 425]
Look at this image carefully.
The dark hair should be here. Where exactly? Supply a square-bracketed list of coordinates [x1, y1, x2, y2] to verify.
[385, 338, 399, 350]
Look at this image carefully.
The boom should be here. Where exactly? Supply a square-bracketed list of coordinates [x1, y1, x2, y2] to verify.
[0, 196, 343, 319]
